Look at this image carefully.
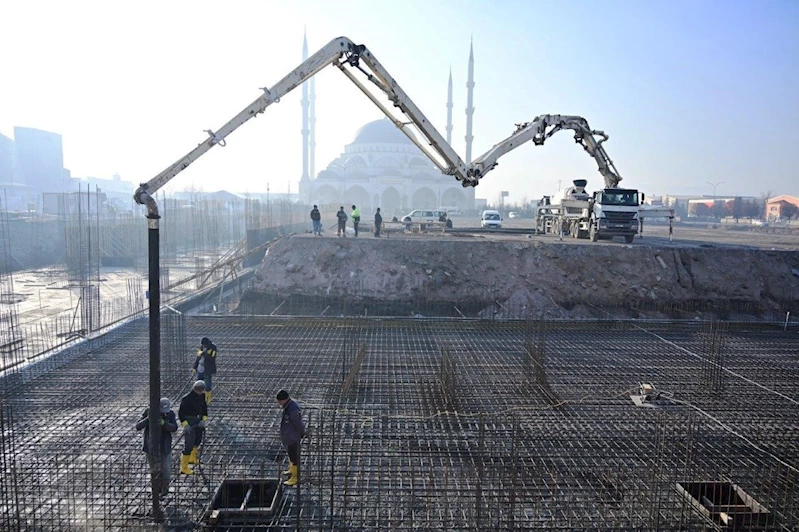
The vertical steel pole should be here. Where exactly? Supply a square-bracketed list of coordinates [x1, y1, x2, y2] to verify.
[145, 202, 163, 522]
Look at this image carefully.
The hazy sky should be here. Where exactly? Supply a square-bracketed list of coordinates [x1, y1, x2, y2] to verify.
[1, 0, 797, 203]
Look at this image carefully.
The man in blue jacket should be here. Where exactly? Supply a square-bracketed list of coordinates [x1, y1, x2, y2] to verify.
[276, 389, 306, 486]
[136, 397, 178, 497]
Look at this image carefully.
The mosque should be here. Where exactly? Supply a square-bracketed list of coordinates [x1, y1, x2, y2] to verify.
[298, 34, 477, 217]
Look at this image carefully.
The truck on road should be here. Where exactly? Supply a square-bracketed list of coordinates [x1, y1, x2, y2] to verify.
[535, 179, 643, 243]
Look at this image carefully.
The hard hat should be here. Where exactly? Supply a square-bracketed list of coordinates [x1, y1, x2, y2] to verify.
[193, 380, 207, 391]
[159, 398, 171, 413]
[201, 337, 211, 347]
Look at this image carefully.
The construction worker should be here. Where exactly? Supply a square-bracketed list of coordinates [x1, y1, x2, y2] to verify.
[178, 380, 208, 475]
[193, 337, 217, 404]
[351, 205, 361, 237]
[374, 207, 382, 237]
[336, 206, 348, 238]
[310, 205, 322, 236]
[135, 397, 177, 497]
[276, 389, 306, 486]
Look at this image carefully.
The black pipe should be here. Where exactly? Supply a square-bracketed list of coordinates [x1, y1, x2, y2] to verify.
[147, 212, 163, 521]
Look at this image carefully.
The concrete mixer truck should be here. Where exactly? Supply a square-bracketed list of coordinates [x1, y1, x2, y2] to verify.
[535, 179, 643, 243]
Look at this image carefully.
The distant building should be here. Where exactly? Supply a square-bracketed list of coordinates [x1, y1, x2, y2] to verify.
[0, 132, 14, 184]
[687, 196, 760, 218]
[766, 195, 799, 220]
[72, 173, 135, 210]
[14, 126, 70, 194]
[297, 34, 476, 216]
[304, 119, 475, 217]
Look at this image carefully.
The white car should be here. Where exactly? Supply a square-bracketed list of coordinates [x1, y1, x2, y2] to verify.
[481, 210, 502, 228]
[508, 211, 518, 219]
[401, 209, 448, 224]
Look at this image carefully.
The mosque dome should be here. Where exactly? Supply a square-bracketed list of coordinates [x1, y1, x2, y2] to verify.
[351, 118, 416, 145]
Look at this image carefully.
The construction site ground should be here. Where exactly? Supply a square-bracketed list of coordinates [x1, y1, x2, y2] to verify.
[422, 216, 799, 250]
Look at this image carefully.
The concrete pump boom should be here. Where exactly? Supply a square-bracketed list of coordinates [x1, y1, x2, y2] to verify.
[133, 37, 623, 213]
[133, 36, 466, 215]
[465, 115, 623, 189]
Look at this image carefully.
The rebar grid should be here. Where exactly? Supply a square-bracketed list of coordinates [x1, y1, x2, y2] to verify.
[0, 316, 797, 531]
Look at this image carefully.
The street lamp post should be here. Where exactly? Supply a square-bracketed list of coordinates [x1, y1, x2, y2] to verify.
[337, 161, 355, 205]
[706, 181, 724, 218]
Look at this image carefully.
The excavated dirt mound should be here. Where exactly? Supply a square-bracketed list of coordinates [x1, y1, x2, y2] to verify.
[243, 236, 799, 318]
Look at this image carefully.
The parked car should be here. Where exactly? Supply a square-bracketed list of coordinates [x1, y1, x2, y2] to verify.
[401, 209, 452, 229]
[401, 209, 449, 224]
[508, 211, 519, 219]
[481, 210, 502, 228]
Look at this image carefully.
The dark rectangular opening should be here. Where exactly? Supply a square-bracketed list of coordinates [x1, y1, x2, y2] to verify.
[204, 478, 282, 527]
[676, 481, 771, 529]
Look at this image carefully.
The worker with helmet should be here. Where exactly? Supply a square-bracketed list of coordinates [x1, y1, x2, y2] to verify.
[135, 397, 177, 497]
[276, 389, 306, 486]
[193, 337, 217, 404]
[178, 380, 208, 475]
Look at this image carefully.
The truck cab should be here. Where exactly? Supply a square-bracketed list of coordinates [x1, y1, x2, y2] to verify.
[591, 188, 642, 243]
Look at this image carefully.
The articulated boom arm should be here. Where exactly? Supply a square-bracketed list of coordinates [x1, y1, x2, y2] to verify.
[465, 115, 623, 189]
[134, 37, 625, 212]
[134, 36, 466, 215]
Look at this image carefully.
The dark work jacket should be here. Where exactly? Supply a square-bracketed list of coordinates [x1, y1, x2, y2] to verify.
[178, 391, 208, 424]
[310, 208, 321, 221]
[374, 213, 382, 226]
[337, 211, 348, 223]
[136, 408, 177, 454]
[280, 399, 306, 446]
[193, 343, 217, 374]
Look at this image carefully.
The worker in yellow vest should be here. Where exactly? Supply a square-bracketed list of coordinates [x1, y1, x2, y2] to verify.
[351, 205, 361, 237]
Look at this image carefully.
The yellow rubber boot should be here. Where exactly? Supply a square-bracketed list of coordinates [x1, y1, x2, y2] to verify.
[283, 464, 298, 486]
[188, 447, 199, 465]
[180, 454, 194, 475]
[283, 461, 294, 476]
[205, 391, 213, 405]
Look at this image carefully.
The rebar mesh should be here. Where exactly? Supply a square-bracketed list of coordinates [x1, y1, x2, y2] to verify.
[1, 316, 797, 530]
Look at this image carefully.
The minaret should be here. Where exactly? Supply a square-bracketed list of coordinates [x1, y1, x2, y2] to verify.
[465, 37, 475, 164]
[446, 67, 453, 145]
[300, 29, 310, 182]
[310, 70, 316, 180]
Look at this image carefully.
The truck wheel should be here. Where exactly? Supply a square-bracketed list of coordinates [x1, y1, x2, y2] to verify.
[625, 234, 634, 244]
[589, 224, 597, 242]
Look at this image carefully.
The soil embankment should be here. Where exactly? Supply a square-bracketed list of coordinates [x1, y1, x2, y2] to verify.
[243, 236, 799, 318]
